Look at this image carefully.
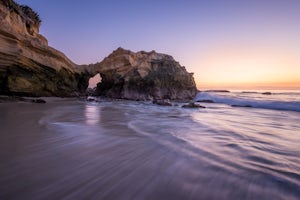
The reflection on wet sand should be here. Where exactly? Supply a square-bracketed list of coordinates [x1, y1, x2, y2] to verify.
[0, 100, 299, 200]
[85, 105, 100, 125]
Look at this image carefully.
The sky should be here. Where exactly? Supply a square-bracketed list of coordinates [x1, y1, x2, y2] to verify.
[15, 0, 300, 90]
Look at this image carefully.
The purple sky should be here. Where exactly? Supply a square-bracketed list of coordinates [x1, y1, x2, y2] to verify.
[15, 0, 300, 89]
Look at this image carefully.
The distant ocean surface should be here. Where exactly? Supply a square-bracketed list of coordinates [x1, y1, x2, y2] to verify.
[1, 90, 300, 199]
[195, 90, 300, 112]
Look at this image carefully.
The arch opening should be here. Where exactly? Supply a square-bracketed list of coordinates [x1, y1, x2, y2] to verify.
[88, 73, 102, 89]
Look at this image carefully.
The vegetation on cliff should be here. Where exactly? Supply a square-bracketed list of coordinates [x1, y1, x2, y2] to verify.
[0, 0, 41, 26]
[0, 0, 91, 97]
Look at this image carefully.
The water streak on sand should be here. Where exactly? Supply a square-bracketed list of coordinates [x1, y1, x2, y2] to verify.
[0, 95, 300, 199]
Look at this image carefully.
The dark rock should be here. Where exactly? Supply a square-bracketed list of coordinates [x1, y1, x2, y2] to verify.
[205, 90, 230, 93]
[86, 88, 97, 96]
[196, 99, 215, 103]
[262, 92, 272, 95]
[153, 99, 172, 106]
[31, 99, 46, 103]
[231, 104, 252, 108]
[182, 102, 205, 108]
[87, 96, 97, 102]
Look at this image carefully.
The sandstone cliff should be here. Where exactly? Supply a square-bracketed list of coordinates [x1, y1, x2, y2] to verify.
[90, 48, 197, 100]
[0, 0, 197, 100]
[0, 0, 89, 96]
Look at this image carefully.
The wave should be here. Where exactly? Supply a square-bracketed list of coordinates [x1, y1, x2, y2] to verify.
[194, 92, 300, 112]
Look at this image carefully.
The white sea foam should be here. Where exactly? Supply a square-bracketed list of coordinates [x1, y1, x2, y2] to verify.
[194, 92, 300, 112]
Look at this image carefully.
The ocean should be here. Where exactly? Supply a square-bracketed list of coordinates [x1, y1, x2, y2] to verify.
[0, 90, 299, 199]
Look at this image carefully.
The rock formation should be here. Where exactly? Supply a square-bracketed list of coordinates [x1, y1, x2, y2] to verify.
[0, 0, 90, 96]
[0, 0, 197, 99]
[90, 48, 197, 100]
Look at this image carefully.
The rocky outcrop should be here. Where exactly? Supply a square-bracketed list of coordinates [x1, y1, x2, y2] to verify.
[0, 0, 90, 96]
[90, 48, 197, 100]
[0, 0, 197, 99]
[182, 102, 205, 108]
[153, 99, 172, 106]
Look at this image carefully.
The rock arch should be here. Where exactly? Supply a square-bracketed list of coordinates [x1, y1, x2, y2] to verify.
[88, 73, 102, 89]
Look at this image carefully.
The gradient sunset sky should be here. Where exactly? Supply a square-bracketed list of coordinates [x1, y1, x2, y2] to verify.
[15, 0, 300, 89]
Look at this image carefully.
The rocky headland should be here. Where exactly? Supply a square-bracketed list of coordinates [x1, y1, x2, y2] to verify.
[0, 0, 197, 100]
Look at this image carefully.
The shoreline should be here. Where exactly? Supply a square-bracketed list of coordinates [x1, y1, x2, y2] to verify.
[1, 97, 299, 199]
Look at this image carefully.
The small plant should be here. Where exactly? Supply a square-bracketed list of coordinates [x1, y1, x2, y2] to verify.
[1, 0, 42, 26]
[20, 5, 41, 25]
[0, 0, 20, 13]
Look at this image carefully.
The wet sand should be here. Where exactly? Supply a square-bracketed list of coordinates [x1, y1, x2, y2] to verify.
[0, 99, 299, 200]
[0, 100, 203, 200]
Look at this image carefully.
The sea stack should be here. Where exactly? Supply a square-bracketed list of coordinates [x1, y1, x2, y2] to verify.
[0, 0, 90, 96]
[90, 48, 197, 100]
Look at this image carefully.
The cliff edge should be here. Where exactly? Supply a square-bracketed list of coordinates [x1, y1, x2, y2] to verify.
[0, 0, 90, 96]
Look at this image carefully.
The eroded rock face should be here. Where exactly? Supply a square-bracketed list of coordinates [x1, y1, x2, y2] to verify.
[0, 0, 197, 99]
[90, 48, 197, 100]
[0, 0, 90, 96]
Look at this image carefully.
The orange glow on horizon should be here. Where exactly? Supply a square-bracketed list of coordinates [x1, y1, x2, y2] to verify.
[191, 44, 300, 90]
[196, 81, 300, 90]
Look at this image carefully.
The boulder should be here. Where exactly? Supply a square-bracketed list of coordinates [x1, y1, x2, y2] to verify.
[30, 98, 46, 103]
[182, 102, 205, 108]
[153, 99, 172, 106]
[86, 96, 98, 102]
[196, 99, 214, 103]
[90, 48, 197, 100]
